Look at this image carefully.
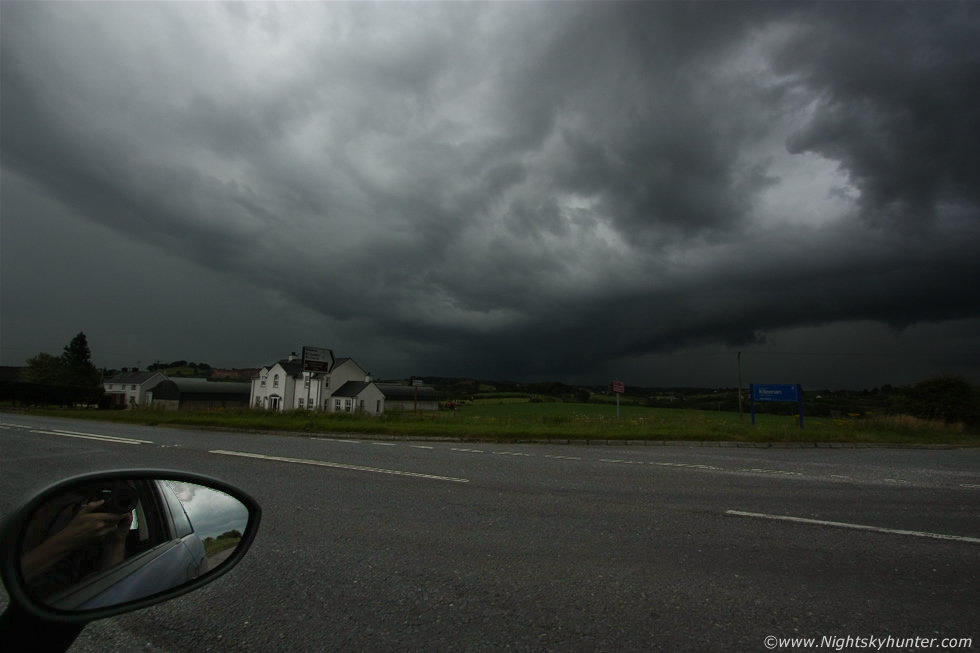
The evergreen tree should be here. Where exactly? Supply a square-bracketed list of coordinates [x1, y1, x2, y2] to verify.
[61, 332, 101, 388]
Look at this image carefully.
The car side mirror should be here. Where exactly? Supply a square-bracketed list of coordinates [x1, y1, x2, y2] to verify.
[0, 470, 261, 624]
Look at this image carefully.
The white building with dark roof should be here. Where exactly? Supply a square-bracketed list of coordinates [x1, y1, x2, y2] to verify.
[103, 369, 167, 408]
[249, 352, 437, 414]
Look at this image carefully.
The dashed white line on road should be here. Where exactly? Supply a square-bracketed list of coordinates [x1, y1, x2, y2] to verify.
[210, 449, 469, 483]
[411, 445, 434, 450]
[452, 448, 485, 454]
[493, 451, 532, 456]
[960, 484, 980, 488]
[372, 442, 397, 446]
[883, 479, 910, 484]
[544, 455, 582, 460]
[726, 510, 980, 545]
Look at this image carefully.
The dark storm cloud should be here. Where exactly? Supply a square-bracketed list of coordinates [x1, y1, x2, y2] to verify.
[2, 2, 979, 385]
[777, 3, 980, 227]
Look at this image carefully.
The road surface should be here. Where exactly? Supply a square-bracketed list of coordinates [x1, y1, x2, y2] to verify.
[1, 414, 977, 651]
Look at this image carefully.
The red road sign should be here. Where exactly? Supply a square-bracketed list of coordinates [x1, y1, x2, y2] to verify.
[612, 381, 625, 393]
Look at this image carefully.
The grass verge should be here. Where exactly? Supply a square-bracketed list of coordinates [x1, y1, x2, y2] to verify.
[4, 404, 978, 446]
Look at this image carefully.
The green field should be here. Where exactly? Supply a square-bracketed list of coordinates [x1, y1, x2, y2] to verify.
[6, 401, 977, 445]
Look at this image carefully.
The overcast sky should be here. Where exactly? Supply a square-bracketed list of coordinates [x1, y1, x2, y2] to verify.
[3, 1, 979, 390]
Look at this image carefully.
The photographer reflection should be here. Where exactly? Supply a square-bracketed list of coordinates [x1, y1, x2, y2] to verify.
[21, 485, 137, 600]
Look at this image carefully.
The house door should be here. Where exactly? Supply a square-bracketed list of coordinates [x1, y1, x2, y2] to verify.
[270, 395, 282, 411]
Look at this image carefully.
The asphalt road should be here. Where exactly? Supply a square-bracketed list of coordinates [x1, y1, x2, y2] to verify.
[1, 414, 977, 652]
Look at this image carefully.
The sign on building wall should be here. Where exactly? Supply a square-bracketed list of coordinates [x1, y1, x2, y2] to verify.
[302, 347, 334, 373]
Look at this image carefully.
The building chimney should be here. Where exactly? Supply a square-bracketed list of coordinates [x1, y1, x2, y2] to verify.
[288, 352, 298, 362]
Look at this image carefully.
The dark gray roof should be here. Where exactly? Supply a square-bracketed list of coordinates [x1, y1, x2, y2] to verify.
[105, 371, 163, 385]
[0, 366, 26, 383]
[332, 381, 373, 398]
[376, 383, 438, 401]
[149, 378, 250, 400]
[161, 378, 250, 394]
[259, 360, 304, 376]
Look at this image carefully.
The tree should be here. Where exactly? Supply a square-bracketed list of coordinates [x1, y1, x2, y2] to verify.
[22, 352, 66, 386]
[899, 375, 980, 428]
[61, 332, 100, 388]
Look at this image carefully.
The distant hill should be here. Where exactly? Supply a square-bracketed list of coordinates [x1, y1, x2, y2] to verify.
[209, 368, 259, 382]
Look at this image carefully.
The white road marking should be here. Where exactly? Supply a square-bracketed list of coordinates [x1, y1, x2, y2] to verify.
[452, 448, 485, 454]
[29, 429, 151, 445]
[411, 445, 434, 450]
[493, 451, 532, 456]
[654, 462, 721, 470]
[959, 484, 980, 488]
[544, 455, 582, 460]
[726, 510, 980, 544]
[831, 475, 851, 479]
[372, 442, 397, 446]
[883, 479, 910, 484]
[210, 449, 469, 483]
[741, 468, 801, 476]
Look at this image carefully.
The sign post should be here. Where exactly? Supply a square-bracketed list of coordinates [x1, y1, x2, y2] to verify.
[412, 379, 423, 414]
[302, 347, 334, 411]
[611, 380, 625, 420]
[750, 383, 804, 429]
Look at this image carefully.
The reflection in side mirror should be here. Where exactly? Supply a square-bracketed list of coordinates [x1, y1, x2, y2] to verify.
[1, 471, 259, 621]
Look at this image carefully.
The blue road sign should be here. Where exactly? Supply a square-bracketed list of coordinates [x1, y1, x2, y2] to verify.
[751, 384, 800, 402]
[750, 383, 804, 429]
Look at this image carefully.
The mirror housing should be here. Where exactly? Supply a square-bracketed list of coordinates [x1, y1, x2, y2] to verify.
[0, 470, 261, 624]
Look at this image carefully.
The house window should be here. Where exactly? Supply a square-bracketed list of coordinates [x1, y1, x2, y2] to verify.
[376, 400, 381, 413]
[345, 399, 352, 412]
[334, 399, 341, 410]
[298, 398, 304, 409]
[261, 379, 266, 388]
[324, 399, 329, 410]
[273, 374, 279, 388]
[304, 376, 310, 388]
[324, 376, 330, 388]
[131, 385, 136, 390]
[255, 398, 262, 407]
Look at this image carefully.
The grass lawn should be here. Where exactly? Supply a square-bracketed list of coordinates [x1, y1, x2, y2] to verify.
[5, 401, 977, 446]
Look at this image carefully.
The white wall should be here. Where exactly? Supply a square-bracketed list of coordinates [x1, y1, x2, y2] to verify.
[104, 372, 165, 409]
[250, 363, 297, 411]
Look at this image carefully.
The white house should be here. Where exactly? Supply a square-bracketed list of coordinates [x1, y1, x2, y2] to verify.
[249, 355, 304, 411]
[103, 369, 167, 409]
[249, 352, 437, 415]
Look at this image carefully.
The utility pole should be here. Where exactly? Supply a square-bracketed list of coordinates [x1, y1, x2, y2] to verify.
[737, 351, 743, 420]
